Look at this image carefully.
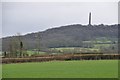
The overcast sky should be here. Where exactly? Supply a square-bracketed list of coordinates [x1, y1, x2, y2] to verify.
[2, 2, 118, 37]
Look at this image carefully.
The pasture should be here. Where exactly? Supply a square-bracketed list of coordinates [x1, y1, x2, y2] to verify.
[27, 50, 47, 56]
[2, 60, 118, 78]
[50, 47, 100, 54]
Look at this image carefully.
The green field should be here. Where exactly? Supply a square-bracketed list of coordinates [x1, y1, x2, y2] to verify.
[50, 47, 101, 54]
[2, 60, 118, 78]
[27, 50, 47, 56]
[0, 64, 1, 79]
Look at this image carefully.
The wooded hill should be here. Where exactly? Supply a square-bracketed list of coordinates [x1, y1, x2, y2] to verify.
[2, 24, 118, 51]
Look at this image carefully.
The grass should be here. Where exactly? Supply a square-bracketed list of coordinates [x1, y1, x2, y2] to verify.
[27, 50, 47, 56]
[50, 47, 100, 53]
[2, 60, 118, 78]
[0, 64, 1, 79]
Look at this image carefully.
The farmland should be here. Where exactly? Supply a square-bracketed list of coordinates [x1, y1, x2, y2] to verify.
[1, 25, 118, 78]
[2, 60, 118, 78]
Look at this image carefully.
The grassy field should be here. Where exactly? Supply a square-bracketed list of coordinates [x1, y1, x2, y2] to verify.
[0, 64, 1, 79]
[50, 47, 100, 54]
[2, 60, 118, 78]
[27, 50, 47, 56]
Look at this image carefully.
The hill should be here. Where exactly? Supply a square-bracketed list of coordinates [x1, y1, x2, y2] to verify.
[2, 24, 118, 51]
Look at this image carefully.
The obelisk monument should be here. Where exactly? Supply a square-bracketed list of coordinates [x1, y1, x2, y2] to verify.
[89, 12, 91, 25]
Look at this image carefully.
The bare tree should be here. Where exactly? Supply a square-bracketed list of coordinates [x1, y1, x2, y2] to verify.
[8, 37, 18, 58]
[35, 33, 41, 54]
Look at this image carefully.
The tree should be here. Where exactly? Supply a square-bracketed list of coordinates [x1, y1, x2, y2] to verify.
[8, 37, 18, 58]
[35, 33, 41, 54]
[16, 33, 24, 57]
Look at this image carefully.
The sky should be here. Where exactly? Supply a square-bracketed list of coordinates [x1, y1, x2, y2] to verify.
[2, 2, 118, 37]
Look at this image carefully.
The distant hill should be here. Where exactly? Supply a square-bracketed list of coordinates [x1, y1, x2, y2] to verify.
[2, 24, 118, 51]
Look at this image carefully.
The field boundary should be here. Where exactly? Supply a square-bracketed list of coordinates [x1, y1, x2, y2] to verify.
[2, 54, 120, 64]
